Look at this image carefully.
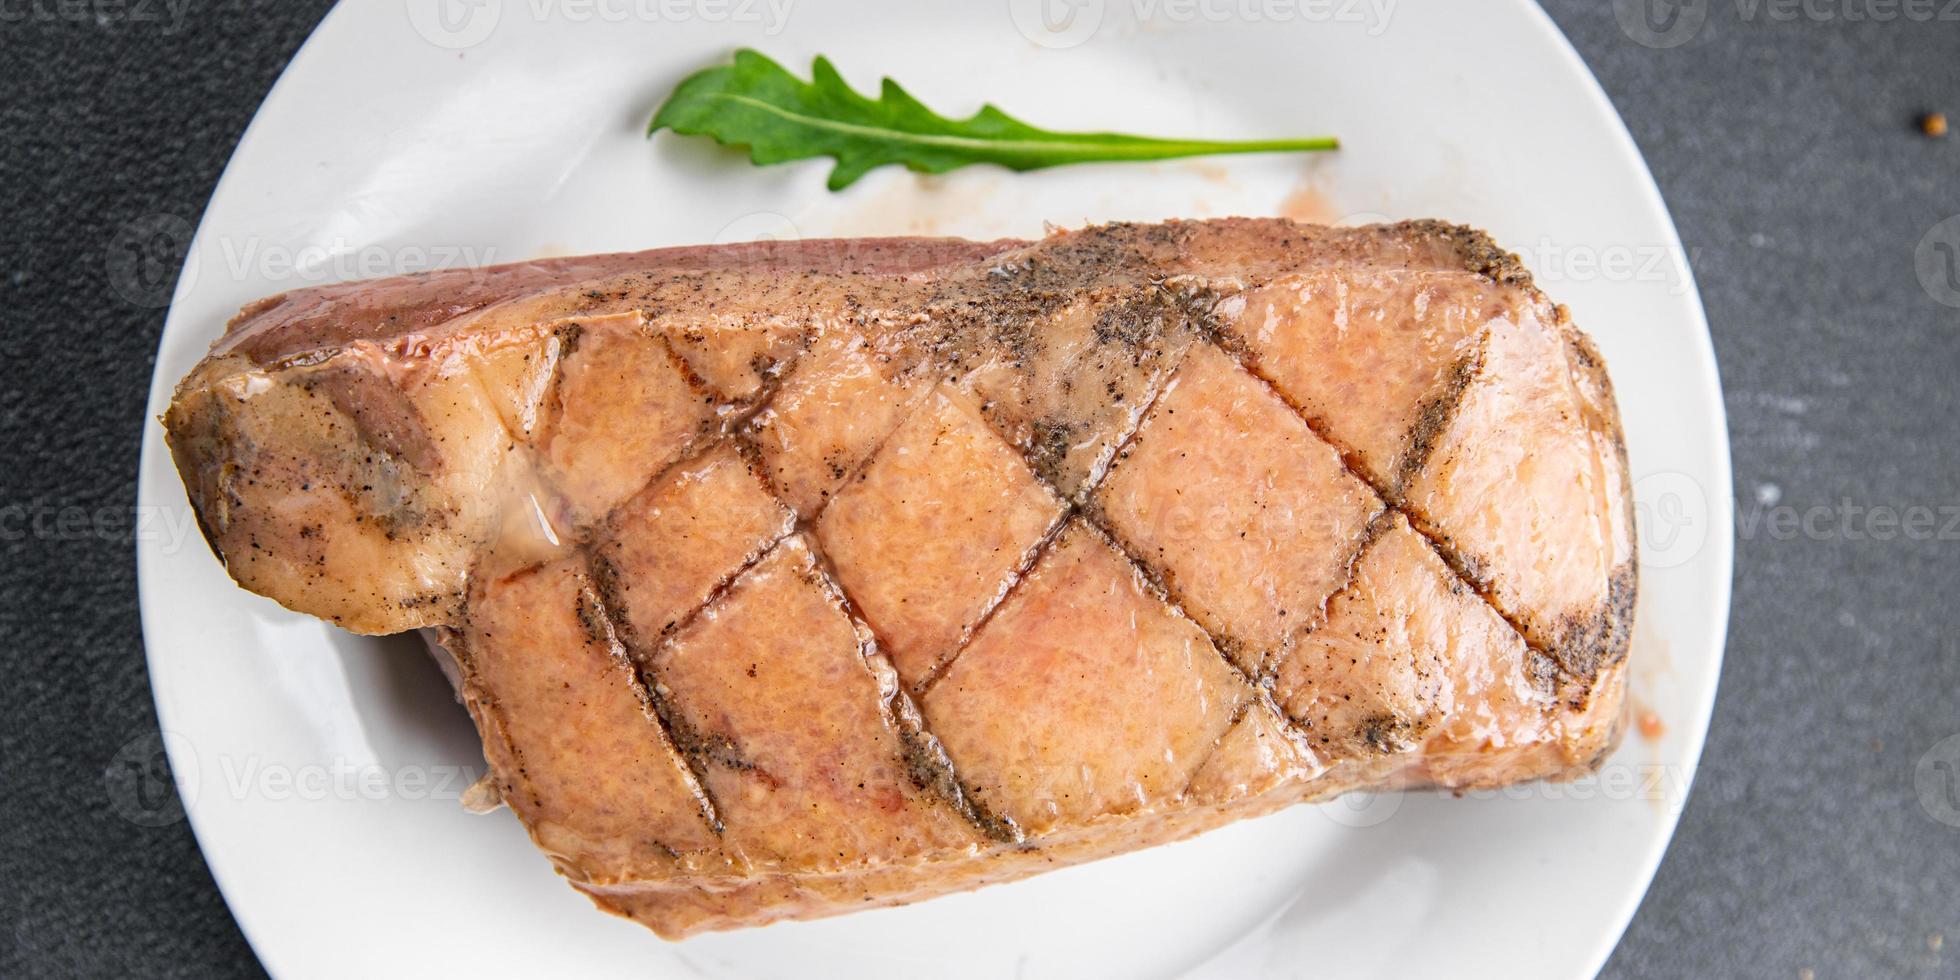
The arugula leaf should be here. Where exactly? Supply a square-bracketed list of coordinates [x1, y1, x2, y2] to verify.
[649, 49, 1338, 191]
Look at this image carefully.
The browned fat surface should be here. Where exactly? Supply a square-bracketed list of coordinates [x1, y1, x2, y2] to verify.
[164, 219, 1636, 937]
[816, 388, 1066, 689]
[461, 558, 718, 880]
[650, 536, 986, 867]
[921, 520, 1250, 836]
[1094, 341, 1383, 673]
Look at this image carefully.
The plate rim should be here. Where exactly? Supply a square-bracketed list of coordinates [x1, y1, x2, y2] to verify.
[1506, 3, 1734, 975]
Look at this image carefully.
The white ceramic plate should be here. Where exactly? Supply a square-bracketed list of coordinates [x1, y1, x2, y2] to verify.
[136, 1, 1733, 976]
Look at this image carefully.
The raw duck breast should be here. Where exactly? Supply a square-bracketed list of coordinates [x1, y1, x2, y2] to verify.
[165, 218, 1636, 937]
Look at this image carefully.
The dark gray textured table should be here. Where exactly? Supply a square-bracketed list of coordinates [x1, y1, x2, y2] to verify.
[2, 2, 1955, 977]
